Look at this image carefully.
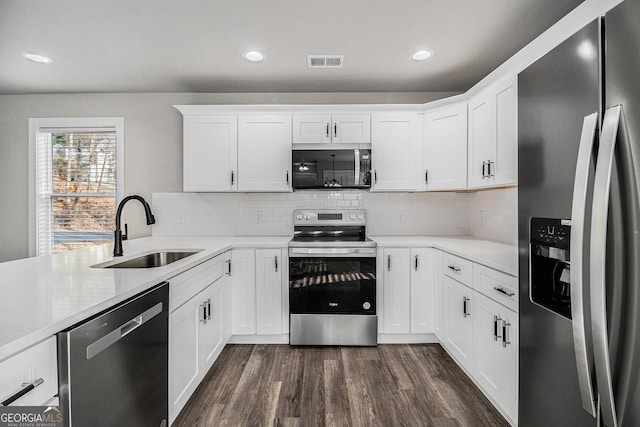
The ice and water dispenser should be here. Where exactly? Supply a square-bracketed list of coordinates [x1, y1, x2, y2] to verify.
[530, 217, 572, 319]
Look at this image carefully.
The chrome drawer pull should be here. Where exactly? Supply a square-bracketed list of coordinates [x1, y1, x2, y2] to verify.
[463, 296, 471, 317]
[494, 286, 515, 297]
[1, 378, 44, 406]
[448, 264, 461, 273]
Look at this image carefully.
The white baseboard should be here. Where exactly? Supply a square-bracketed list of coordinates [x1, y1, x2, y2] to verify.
[228, 334, 289, 344]
[377, 333, 439, 344]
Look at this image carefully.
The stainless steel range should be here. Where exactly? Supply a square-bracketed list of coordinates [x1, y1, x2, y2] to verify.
[288, 209, 377, 346]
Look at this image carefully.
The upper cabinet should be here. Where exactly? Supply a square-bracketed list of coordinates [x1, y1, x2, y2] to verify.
[238, 115, 292, 192]
[468, 75, 518, 188]
[183, 114, 238, 192]
[292, 114, 371, 144]
[422, 102, 468, 191]
[371, 112, 422, 191]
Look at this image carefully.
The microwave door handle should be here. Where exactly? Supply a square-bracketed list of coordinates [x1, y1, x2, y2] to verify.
[354, 149, 360, 185]
[569, 112, 599, 417]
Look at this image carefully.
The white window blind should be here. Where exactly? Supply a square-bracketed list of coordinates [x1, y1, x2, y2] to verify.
[35, 126, 119, 254]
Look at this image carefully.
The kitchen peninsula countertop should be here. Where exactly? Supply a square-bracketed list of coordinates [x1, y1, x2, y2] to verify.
[0, 235, 516, 361]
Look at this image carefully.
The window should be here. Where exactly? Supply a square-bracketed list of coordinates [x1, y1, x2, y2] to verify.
[29, 118, 124, 255]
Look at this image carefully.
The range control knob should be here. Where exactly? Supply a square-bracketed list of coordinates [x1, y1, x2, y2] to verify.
[350, 213, 356, 220]
[304, 214, 311, 220]
[363, 301, 371, 310]
[295, 213, 303, 220]
[357, 213, 365, 220]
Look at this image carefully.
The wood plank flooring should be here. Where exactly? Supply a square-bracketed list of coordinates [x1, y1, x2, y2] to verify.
[173, 344, 509, 427]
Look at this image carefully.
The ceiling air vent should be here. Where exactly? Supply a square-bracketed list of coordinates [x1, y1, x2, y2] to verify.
[307, 55, 344, 68]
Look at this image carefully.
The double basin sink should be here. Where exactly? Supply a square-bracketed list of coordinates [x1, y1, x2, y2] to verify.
[92, 250, 203, 269]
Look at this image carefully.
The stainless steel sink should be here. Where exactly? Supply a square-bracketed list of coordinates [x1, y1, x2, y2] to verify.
[93, 250, 203, 269]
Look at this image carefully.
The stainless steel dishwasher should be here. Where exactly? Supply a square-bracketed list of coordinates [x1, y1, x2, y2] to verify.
[58, 282, 169, 427]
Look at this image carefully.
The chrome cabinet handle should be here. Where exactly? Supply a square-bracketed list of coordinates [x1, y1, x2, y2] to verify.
[425, 169, 429, 183]
[231, 170, 235, 186]
[274, 255, 278, 272]
[286, 170, 289, 185]
[447, 264, 461, 273]
[482, 161, 487, 178]
[494, 315, 502, 341]
[206, 298, 212, 321]
[571, 112, 599, 417]
[1, 378, 44, 406]
[414, 254, 418, 271]
[493, 286, 515, 298]
[334, 123, 337, 138]
[225, 259, 231, 275]
[487, 160, 495, 177]
[374, 170, 378, 184]
[387, 254, 391, 271]
[326, 123, 330, 138]
[463, 296, 470, 317]
[502, 320, 511, 347]
[200, 302, 207, 324]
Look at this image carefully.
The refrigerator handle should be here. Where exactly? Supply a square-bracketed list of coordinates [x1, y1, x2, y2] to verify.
[570, 112, 599, 417]
[591, 105, 625, 427]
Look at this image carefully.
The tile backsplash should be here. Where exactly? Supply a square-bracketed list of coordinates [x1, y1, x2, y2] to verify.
[152, 187, 517, 245]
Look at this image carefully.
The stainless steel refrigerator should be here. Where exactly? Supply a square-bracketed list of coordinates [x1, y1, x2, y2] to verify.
[518, 0, 640, 425]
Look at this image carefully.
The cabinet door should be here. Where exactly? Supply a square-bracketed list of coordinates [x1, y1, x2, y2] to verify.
[332, 114, 371, 143]
[423, 103, 468, 190]
[443, 275, 474, 372]
[292, 114, 332, 143]
[169, 296, 201, 423]
[199, 282, 224, 375]
[494, 77, 518, 186]
[468, 94, 495, 188]
[382, 248, 411, 333]
[231, 249, 256, 335]
[183, 115, 237, 192]
[238, 115, 292, 192]
[410, 248, 435, 334]
[255, 249, 283, 335]
[371, 113, 421, 191]
[474, 291, 518, 423]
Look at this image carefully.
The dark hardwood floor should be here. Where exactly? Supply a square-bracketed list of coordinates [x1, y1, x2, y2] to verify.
[173, 344, 509, 427]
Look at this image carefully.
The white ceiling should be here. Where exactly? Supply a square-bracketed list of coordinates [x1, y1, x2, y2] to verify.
[0, 0, 583, 95]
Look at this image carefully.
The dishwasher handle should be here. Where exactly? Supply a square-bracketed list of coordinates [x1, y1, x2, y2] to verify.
[86, 301, 164, 360]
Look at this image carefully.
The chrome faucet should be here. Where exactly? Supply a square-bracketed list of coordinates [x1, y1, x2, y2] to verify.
[113, 195, 156, 257]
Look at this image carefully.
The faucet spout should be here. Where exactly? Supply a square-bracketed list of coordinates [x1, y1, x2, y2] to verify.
[113, 195, 156, 257]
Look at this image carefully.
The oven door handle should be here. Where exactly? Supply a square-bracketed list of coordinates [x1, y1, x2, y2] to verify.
[289, 247, 376, 257]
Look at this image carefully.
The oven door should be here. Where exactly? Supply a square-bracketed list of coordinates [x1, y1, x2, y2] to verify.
[289, 248, 376, 315]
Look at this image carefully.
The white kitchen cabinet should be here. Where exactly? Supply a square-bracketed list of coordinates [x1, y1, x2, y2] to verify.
[231, 249, 256, 335]
[0, 337, 58, 406]
[382, 248, 411, 333]
[381, 247, 435, 334]
[422, 102, 468, 190]
[255, 249, 283, 335]
[468, 75, 518, 188]
[238, 115, 292, 192]
[443, 275, 474, 373]
[473, 290, 518, 424]
[183, 114, 238, 192]
[410, 248, 435, 333]
[169, 256, 231, 424]
[371, 112, 421, 191]
[292, 114, 371, 144]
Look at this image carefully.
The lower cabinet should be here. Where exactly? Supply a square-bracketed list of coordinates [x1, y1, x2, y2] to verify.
[169, 256, 231, 424]
[442, 275, 474, 373]
[381, 247, 435, 335]
[231, 247, 286, 337]
[473, 290, 518, 424]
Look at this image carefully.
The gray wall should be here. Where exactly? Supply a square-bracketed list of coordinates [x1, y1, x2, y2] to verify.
[0, 91, 457, 262]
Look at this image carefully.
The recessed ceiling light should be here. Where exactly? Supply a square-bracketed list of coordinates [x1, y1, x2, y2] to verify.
[243, 51, 265, 62]
[24, 53, 53, 64]
[411, 50, 433, 61]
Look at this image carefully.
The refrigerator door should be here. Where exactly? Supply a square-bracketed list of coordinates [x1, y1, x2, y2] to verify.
[602, 2, 640, 425]
[517, 19, 600, 426]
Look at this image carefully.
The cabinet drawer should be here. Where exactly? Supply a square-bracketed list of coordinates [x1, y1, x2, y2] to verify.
[473, 264, 518, 312]
[442, 253, 473, 286]
[170, 254, 226, 312]
[0, 337, 58, 406]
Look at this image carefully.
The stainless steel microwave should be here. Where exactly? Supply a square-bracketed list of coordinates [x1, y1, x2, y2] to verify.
[292, 149, 371, 190]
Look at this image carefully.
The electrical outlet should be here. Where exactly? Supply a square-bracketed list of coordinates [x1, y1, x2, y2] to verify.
[255, 211, 263, 223]
[177, 213, 185, 224]
[397, 211, 405, 224]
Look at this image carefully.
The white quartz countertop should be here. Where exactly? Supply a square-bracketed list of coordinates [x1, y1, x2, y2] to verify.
[0, 234, 516, 362]
[370, 236, 518, 277]
[0, 236, 289, 362]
